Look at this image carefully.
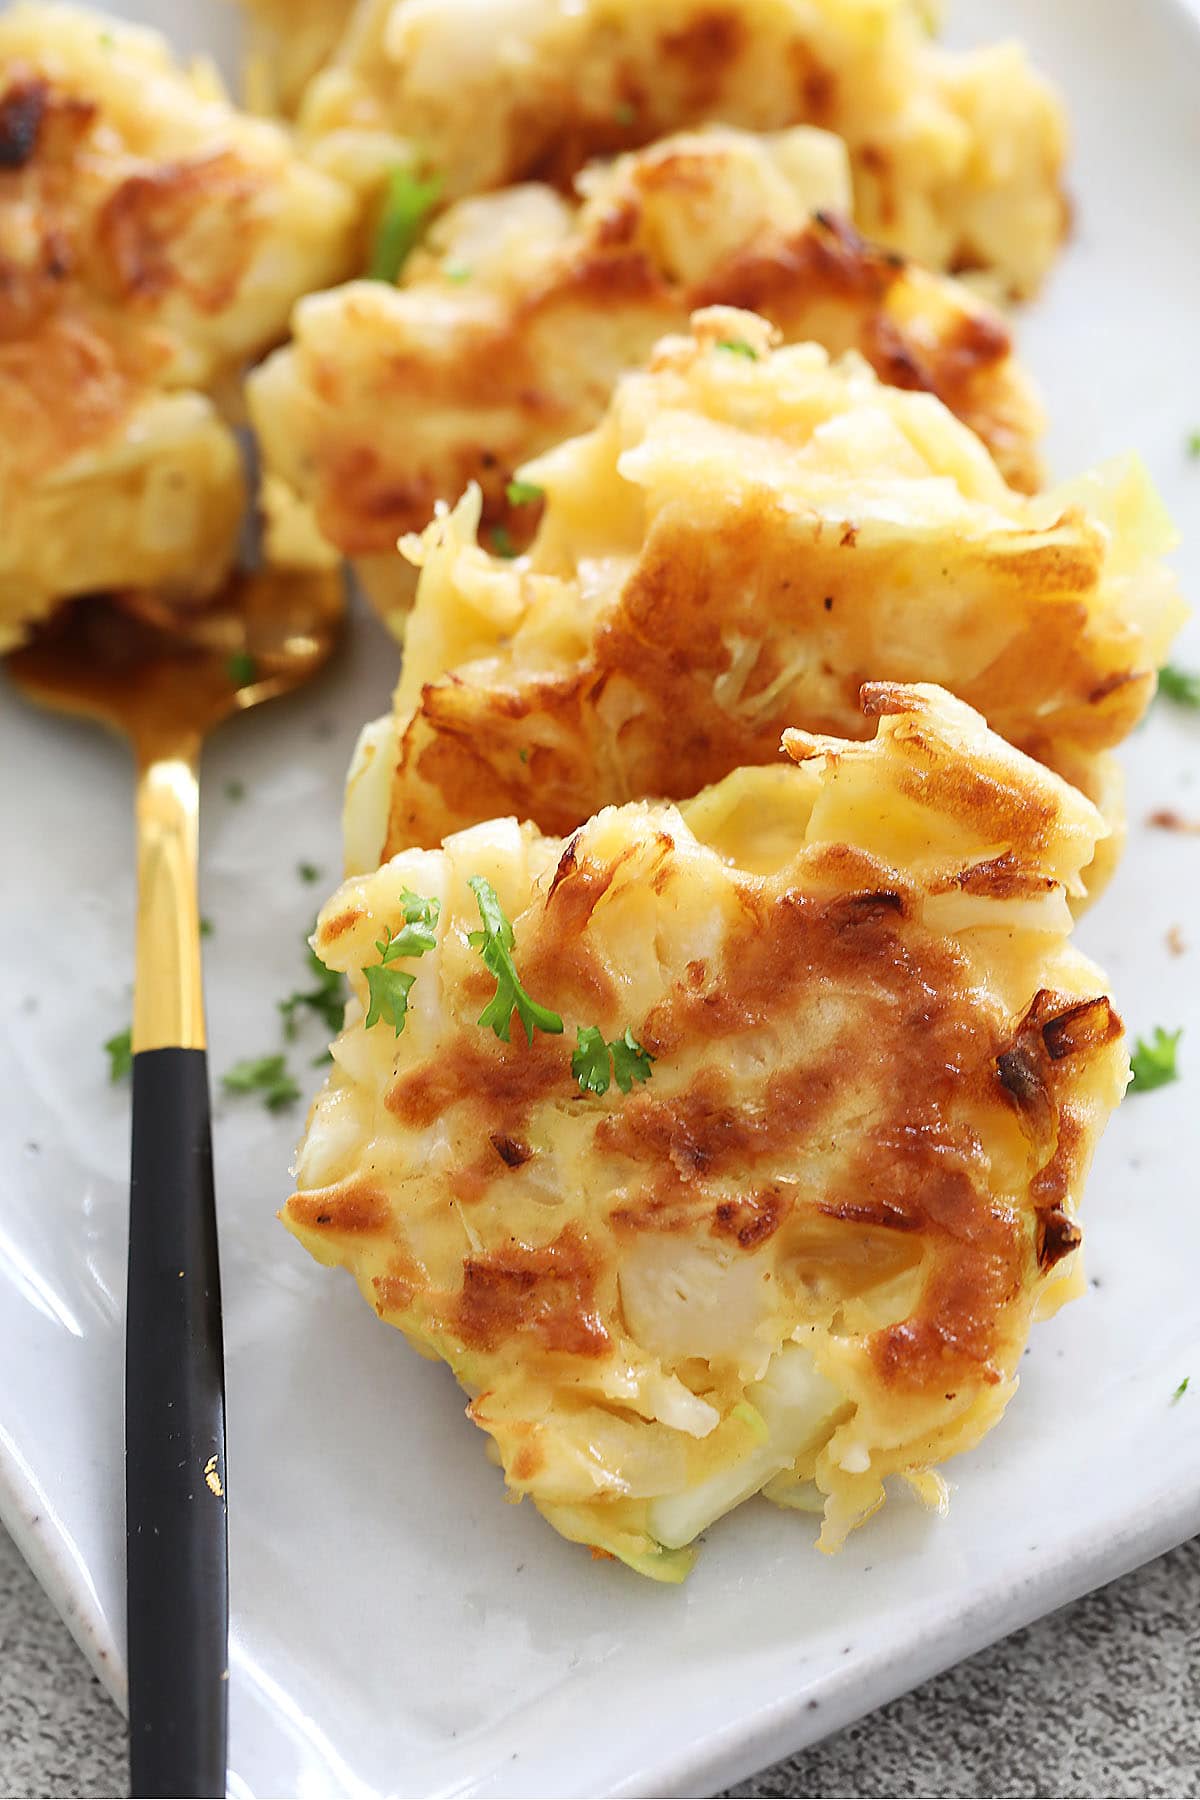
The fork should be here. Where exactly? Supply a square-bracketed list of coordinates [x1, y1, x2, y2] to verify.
[5, 568, 345, 1799]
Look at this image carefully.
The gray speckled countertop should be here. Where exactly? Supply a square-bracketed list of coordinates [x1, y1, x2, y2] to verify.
[1, 1525, 1197, 1799]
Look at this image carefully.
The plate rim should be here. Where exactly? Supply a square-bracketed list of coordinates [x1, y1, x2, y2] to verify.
[3, 0, 1200, 1792]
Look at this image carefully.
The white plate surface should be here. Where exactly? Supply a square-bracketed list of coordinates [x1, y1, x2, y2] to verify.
[2, 2, 1200, 1795]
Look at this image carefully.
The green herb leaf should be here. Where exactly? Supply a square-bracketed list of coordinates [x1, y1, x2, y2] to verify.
[613, 101, 636, 125]
[104, 1028, 132, 1083]
[444, 264, 471, 283]
[505, 479, 544, 507]
[222, 1053, 300, 1111]
[1172, 1376, 1190, 1402]
[1158, 664, 1200, 707]
[467, 876, 563, 1045]
[572, 1025, 612, 1096]
[375, 889, 441, 964]
[363, 962, 416, 1035]
[369, 164, 442, 283]
[227, 650, 257, 687]
[361, 890, 441, 1035]
[715, 338, 758, 361]
[1128, 1026, 1182, 1093]
[298, 862, 322, 884]
[224, 778, 245, 802]
[609, 1026, 655, 1093]
[1187, 431, 1200, 460]
[200, 916, 214, 938]
[490, 524, 517, 558]
[571, 1024, 654, 1096]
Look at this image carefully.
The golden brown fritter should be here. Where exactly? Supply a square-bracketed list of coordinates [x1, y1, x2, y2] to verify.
[0, 3, 359, 646]
[295, 0, 1067, 297]
[249, 128, 1045, 615]
[286, 683, 1127, 1579]
[239, 0, 355, 116]
[343, 309, 1184, 899]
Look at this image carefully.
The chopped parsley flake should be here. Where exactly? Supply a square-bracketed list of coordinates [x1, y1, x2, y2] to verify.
[200, 916, 214, 938]
[1128, 1026, 1182, 1094]
[362, 890, 441, 1036]
[104, 1028, 132, 1083]
[1172, 1376, 1190, 1403]
[505, 479, 544, 507]
[572, 1024, 654, 1096]
[571, 1026, 611, 1096]
[613, 101, 636, 125]
[610, 1026, 656, 1092]
[716, 338, 759, 361]
[490, 525, 517, 558]
[468, 877, 563, 1045]
[1187, 432, 1200, 460]
[227, 650, 257, 687]
[222, 1054, 299, 1111]
[369, 164, 442, 283]
[297, 861, 322, 884]
[444, 265, 471, 283]
[1158, 664, 1200, 708]
[224, 778, 245, 802]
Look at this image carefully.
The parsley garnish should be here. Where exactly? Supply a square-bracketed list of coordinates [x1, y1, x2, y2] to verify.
[467, 877, 563, 1045]
[1187, 432, 1200, 459]
[610, 1026, 655, 1091]
[572, 1025, 654, 1096]
[716, 338, 758, 361]
[222, 1054, 299, 1111]
[362, 890, 441, 1036]
[369, 165, 442, 283]
[490, 525, 517, 558]
[104, 1028, 132, 1082]
[505, 479, 544, 507]
[297, 861, 322, 884]
[1172, 1376, 1190, 1403]
[445, 265, 471, 283]
[98, 29, 115, 47]
[1128, 1026, 1182, 1093]
[200, 916, 214, 938]
[1158, 664, 1200, 707]
[613, 101, 636, 125]
[227, 650, 257, 687]
[281, 937, 347, 1039]
[224, 778, 245, 802]
[572, 1026, 611, 1095]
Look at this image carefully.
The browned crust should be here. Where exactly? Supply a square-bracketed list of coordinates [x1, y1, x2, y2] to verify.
[384, 497, 1141, 859]
[303, 206, 1039, 561]
[453, 1226, 610, 1358]
[289, 833, 1117, 1394]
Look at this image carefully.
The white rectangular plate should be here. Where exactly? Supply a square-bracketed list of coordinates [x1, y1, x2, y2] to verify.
[2, 2, 1199, 1795]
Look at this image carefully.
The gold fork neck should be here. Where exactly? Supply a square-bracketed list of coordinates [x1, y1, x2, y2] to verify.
[132, 734, 206, 1054]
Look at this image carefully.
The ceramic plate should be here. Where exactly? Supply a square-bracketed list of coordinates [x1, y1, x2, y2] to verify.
[2, 2, 1199, 1794]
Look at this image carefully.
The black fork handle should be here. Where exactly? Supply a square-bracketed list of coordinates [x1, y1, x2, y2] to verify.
[126, 1047, 228, 1799]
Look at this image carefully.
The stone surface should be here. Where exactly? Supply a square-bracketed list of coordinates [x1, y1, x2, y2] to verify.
[1, 1523, 1196, 1798]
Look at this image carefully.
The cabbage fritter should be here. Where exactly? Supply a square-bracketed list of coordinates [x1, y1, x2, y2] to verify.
[249, 128, 1044, 610]
[0, 3, 359, 645]
[239, 0, 355, 117]
[296, 0, 1067, 297]
[285, 684, 1127, 1579]
[343, 308, 1184, 896]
